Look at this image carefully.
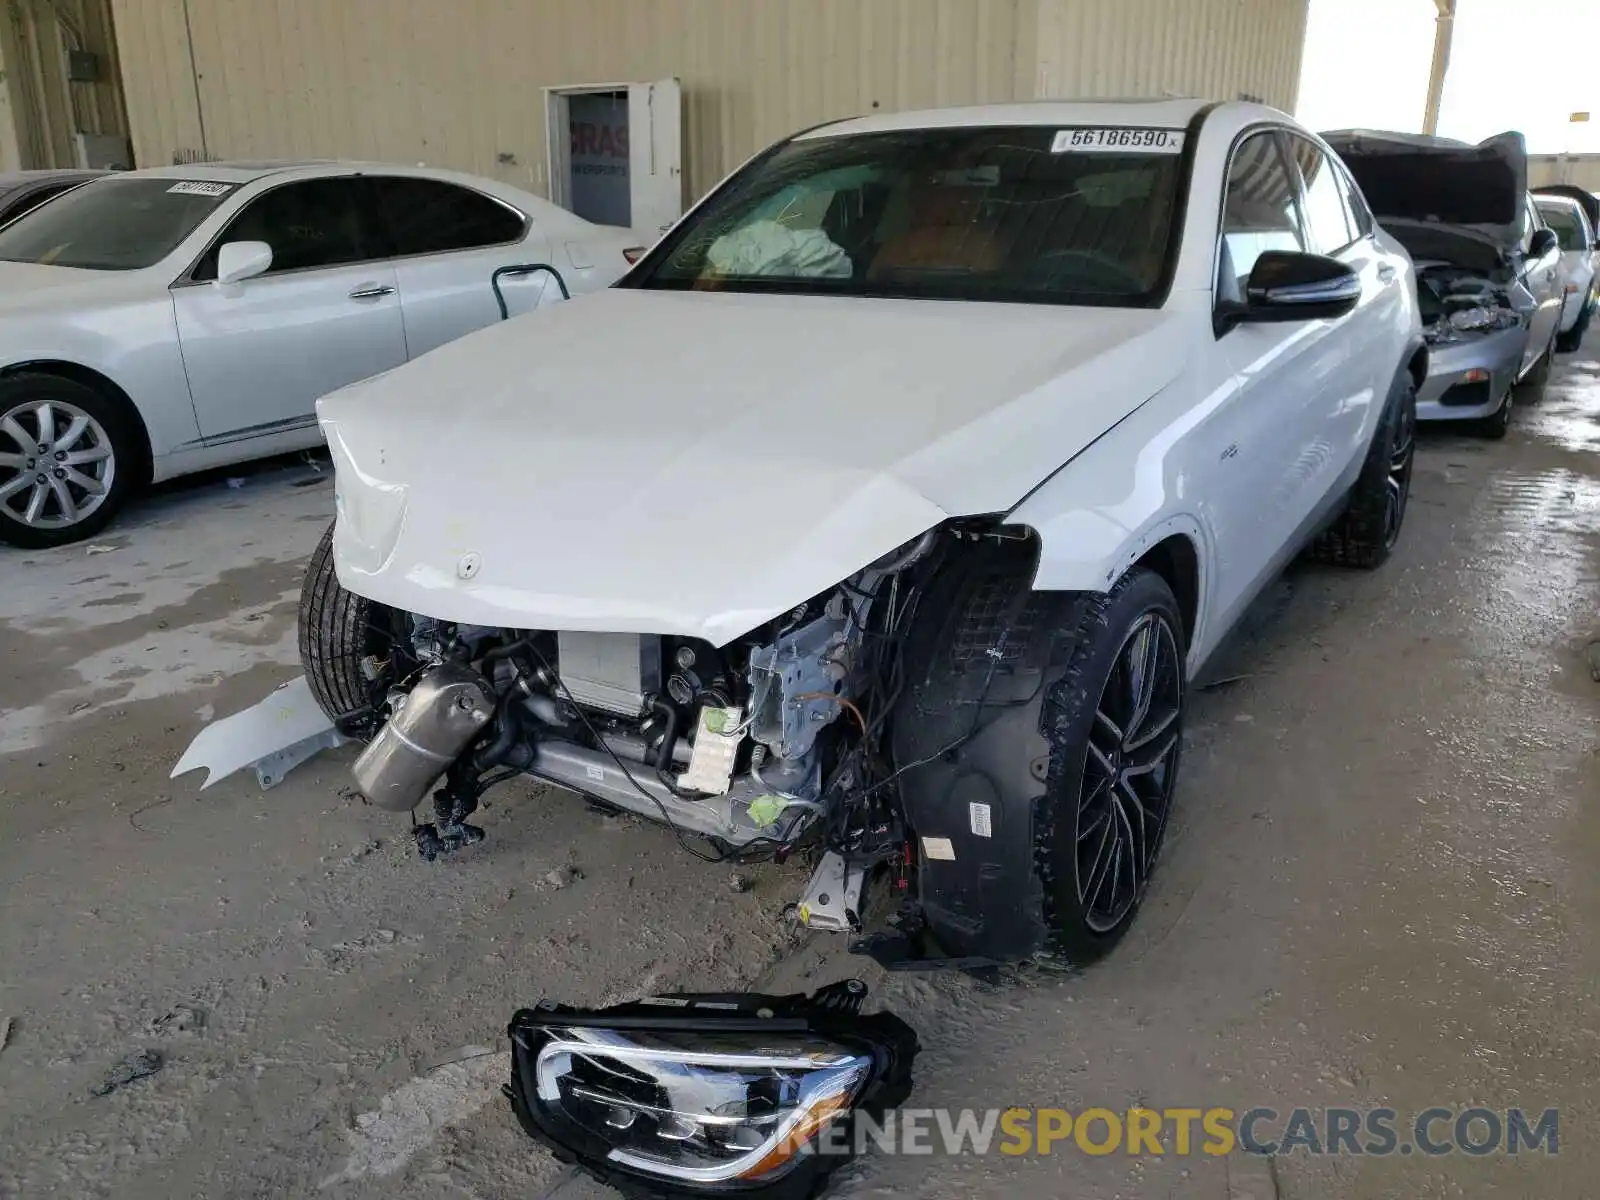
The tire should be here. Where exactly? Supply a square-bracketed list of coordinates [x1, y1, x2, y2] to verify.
[1474, 384, 1513, 440]
[1556, 302, 1592, 354]
[894, 543, 1186, 966]
[0, 372, 139, 549]
[1309, 375, 1416, 568]
[298, 521, 405, 732]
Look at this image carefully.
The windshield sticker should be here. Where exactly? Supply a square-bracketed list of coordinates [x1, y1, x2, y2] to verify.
[1051, 128, 1187, 155]
[167, 181, 234, 196]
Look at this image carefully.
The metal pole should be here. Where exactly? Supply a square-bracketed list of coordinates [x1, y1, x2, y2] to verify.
[1422, 0, 1456, 136]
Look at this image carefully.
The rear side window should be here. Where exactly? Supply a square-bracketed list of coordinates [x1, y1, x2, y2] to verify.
[1287, 139, 1355, 254]
[374, 178, 526, 256]
[194, 177, 382, 279]
[1218, 131, 1305, 299]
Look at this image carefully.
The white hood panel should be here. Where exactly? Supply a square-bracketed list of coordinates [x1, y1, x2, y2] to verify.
[322, 288, 1183, 644]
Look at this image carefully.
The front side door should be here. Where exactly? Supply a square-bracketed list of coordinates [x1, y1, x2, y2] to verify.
[1519, 196, 1563, 373]
[172, 177, 408, 442]
[1285, 135, 1407, 470]
[1209, 129, 1353, 620]
[371, 176, 555, 359]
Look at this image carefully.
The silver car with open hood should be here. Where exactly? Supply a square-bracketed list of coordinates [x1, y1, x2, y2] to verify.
[1324, 129, 1563, 437]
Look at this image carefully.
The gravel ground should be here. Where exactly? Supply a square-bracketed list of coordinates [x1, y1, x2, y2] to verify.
[2, 354, 1598, 1200]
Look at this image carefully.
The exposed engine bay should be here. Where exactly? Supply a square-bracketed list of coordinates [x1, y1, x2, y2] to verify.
[340, 524, 1003, 938]
[1415, 261, 1524, 347]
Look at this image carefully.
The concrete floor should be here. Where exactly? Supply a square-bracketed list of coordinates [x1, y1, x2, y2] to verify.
[2, 354, 1598, 1199]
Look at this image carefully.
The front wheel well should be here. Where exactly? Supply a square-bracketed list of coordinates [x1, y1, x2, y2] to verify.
[1405, 345, 1428, 391]
[0, 360, 153, 485]
[1133, 534, 1199, 650]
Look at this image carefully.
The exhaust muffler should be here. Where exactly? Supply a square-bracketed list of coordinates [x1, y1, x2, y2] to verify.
[352, 662, 497, 811]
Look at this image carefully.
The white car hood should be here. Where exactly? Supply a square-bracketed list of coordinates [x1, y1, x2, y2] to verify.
[321, 288, 1184, 643]
[0, 261, 144, 312]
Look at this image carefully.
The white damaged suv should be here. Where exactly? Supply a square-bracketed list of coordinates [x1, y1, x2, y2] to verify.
[299, 99, 1422, 968]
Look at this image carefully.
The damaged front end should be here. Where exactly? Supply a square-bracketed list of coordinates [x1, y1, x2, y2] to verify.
[1407, 250, 1529, 416]
[506, 979, 917, 1198]
[323, 521, 1018, 948]
[1322, 128, 1534, 418]
[1416, 260, 1524, 347]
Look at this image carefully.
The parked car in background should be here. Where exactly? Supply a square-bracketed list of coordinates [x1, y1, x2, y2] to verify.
[1325, 130, 1562, 438]
[0, 162, 644, 547]
[1533, 190, 1598, 352]
[0, 170, 104, 227]
[297, 100, 1422, 998]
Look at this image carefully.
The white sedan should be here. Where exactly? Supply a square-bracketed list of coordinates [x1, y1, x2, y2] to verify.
[1533, 188, 1599, 352]
[301, 99, 1421, 992]
[0, 161, 643, 547]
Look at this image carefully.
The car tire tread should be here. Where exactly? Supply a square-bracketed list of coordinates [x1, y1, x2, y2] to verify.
[1309, 375, 1416, 569]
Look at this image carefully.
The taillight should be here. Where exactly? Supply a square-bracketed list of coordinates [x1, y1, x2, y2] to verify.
[623, 247, 646, 264]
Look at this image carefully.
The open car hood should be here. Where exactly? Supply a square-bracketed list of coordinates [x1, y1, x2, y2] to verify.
[1322, 129, 1527, 252]
[320, 287, 1185, 644]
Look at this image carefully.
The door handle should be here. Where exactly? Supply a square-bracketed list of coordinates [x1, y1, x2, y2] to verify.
[1377, 263, 1397, 284]
[348, 284, 395, 300]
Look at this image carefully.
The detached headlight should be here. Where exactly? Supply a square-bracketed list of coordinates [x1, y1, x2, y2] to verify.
[506, 980, 917, 1196]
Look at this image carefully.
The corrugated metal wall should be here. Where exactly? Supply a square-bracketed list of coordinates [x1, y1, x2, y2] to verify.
[0, 0, 127, 170]
[1529, 155, 1600, 193]
[1035, 0, 1306, 111]
[109, 0, 1309, 196]
[110, 0, 1032, 195]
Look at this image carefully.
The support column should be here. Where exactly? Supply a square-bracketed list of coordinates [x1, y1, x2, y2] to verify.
[1422, 0, 1456, 136]
[0, 5, 28, 170]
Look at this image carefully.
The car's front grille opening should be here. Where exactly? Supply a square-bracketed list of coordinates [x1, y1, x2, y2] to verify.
[1439, 380, 1491, 408]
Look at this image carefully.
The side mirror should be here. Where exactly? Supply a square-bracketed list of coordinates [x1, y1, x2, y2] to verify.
[214, 240, 273, 286]
[1527, 228, 1559, 260]
[1227, 251, 1362, 328]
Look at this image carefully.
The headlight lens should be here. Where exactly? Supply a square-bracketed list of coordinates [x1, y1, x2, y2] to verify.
[507, 981, 917, 1195]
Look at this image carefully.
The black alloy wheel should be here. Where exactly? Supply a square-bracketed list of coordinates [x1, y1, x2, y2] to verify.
[1383, 390, 1415, 549]
[1076, 611, 1183, 933]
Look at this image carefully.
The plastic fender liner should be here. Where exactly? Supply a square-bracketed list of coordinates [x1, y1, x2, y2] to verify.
[891, 533, 1076, 963]
[506, 980, 918, 1199]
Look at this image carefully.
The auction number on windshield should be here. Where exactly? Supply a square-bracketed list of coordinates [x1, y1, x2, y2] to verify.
[1051, 128, 1186, 154]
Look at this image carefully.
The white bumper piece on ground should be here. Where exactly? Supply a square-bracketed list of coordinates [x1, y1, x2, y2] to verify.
[171, 676, 346, 790]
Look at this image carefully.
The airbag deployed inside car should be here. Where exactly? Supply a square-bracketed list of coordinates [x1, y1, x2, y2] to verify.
[706, 219, 853, 279]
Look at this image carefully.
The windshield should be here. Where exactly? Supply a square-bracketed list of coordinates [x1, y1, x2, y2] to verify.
[1537, 202, 1588, 252]
[0, 177, 234, 270]
[629, 126, 1188, 306]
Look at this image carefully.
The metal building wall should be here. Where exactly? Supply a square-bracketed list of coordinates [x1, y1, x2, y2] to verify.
[1529, 155, 1600, 194]
[109, 0, 1033, 195]
[109, 0, 1309, 194]
[1034, 0, 1307, 111]
[0, 0, 127, 170]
